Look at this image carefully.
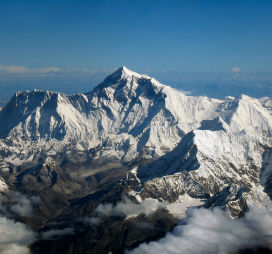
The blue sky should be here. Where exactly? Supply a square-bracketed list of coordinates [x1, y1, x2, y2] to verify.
[1, 0, 272, 72]
[0, 0, 271, 102]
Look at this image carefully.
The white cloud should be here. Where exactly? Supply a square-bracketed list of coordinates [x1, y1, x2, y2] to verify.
[232, 67, 241, 73]
[0, 216, 36, 254]
[86, 197, 168, 225]
[0, 192, 40, 218]
[0, 192, 40, 253]
[128, 206, 272, 254]
[9, 192, 40, 217]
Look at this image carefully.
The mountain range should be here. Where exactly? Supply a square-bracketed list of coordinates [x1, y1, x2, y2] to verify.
[0, 66, 271, 254]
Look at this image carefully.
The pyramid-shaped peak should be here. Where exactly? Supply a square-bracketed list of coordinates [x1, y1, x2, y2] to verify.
[89, 65, 165, 95]
[113, 65, 145, 79]
[119, 65, 129, 72]
[101, 66, 138, 82]
[107, 66, 161, 81]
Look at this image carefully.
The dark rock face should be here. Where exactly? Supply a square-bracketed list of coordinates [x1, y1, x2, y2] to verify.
[0, 151, 178, 254]
[261, 149, 272, 199]
[31, 210, 178, 254]
[238, 246, 272, 254]
[205, 184, 250, 217]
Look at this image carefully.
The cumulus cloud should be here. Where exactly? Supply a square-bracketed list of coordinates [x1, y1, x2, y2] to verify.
[0, 191, 75, 252]
[232, 67, 241, 73]
[0, 191, 40, 217]
[0, 216, 36, 254]
[128, 206, 272, 254]
[0, 192, 40, 253]
[86, 197, 168, 225]
[9, 192, 40, 217]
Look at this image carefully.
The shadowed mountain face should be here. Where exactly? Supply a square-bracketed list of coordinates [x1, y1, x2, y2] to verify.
[0, 67, 272, 254]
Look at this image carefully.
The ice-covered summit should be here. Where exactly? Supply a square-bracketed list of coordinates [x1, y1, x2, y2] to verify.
[90, 66, 164, 97]
[106, 65, 155, 81]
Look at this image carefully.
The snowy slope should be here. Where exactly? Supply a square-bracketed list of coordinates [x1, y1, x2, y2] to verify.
[138, 130, 264, 194]
[133, 125, 272, 217]
[218, 95, 272, 136]
[0, 90, 92, 141]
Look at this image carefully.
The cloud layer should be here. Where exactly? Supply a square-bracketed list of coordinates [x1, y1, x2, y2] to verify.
[129, 206, 272, 254]
[0, 192, 40, 254]
[0, 65, 112, 76]
[86, 197, 168, 224]
[0, 191, 40, 218]
[9, 192, 40, 217]
[0, 216, 36, 254]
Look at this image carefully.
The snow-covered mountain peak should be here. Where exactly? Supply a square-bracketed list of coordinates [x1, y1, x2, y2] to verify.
[217, 94, 272, 136]
[102, 66, 150, 82]
[88, 67, 166, 107]
[119, 65, 142, 78]
[116, 65, 156, 81]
